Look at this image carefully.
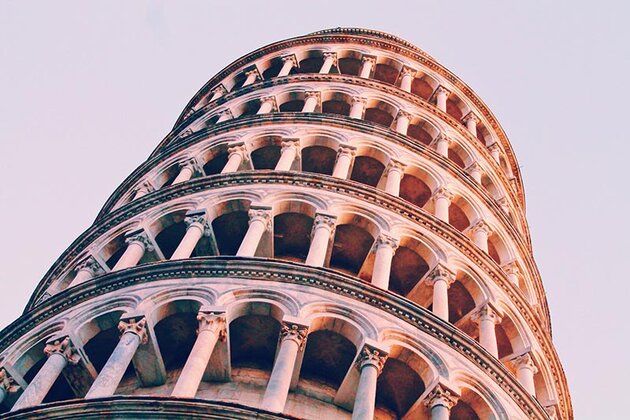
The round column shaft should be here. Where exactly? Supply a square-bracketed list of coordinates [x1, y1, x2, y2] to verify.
[427, 265, 454, 322]
[171, 311, 226, 398]
[470, 220, 491, 252]
[305, 213, 336, 267]
[277, 56, 296, 77]
[171, 213, 208, 260]
[435, 86, 450, 112]
[237, 207, 271, 257]
[432, 187, 453, 223]
[242, 70, 258, 87]
[221, 143, 247, 174]
[301, 92, 319, 112]
[472, 305, 501, 358]
[424, 385, 458, 420]
[434, 135, 450, 157]
[68, 256, 103, 288]
[216, 110, 232, 123]
[332, 145, 356, 179]
[319, 53, 336, 74]
[112, 231, 152, 272]
[275, 140, 299, 171]
[359, 56, 375, 78]
[371, 234, 398, 290]
[513, 353, 538, 396]
[395, 111, 410, 135]
[349, 97, 366, 119]
[384, 160, 405, 196]
[261, 323, 308, 413]
[352, 346, 387, 420]
[171, 164, 195, 185]
[400, 68, 414, 92]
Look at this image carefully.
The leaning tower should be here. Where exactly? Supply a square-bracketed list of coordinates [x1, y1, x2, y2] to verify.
[0, 28, 572, 419]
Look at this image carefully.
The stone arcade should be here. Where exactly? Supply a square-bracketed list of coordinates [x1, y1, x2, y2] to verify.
[0, 28, 572, 419]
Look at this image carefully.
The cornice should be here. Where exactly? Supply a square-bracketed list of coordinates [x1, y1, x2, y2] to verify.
[26, 174, 556, 380]
[3, 259, 560, 419]
[166, 30, 525, 204]
[2, 395, 297, 419]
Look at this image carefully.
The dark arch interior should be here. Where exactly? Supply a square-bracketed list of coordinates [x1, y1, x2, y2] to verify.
[411, 78, 433, 99]
[22, 356, 75, 404]
[300, 330, 356, 388]
[449, 204, 470, 232]
[488, 240, 501, 264]
[338, 57, 361, 75]
[364, 107, 394, 128]
[376, 358, 425, 417]
[373, 64, 399, 85]
[279, 99, 304, 112]
[322, 100, 350, 116]
[251, 145, 281, 169]
[155, 221, 188, 259]
[407, 124, 433, 145]
[389, 247, 429, 296]
[212, 211, 249, 255]
[230, 315, 280, 370]
[497, 325, 514, 359]
[350, 156, 385, 187]
[448, 149, 467, 169]
[400, 175, 432, 208]
[330, 224, 374, 275]
[262, 61, 282, 79]
[203, 152, 229, 175]
[451, 400, 480, 420]
[238, 101, 261, 118]
[448, 281, 476, 323]
[274, 213, 313, 262]
[301, 146, 336, 175]
[155, 312, 197, 370]
[446, 99, 463, 121]
[297, 57, 324, 73]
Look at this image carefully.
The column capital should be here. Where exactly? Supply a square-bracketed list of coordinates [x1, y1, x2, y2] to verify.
[465, 161, 482, 175]
[227, 140, 248, 159]
[374, 232, 399, 251]
[487, 142, 501, 153]
[248, 205, 273, 231]
[471, 303, 502, 325]
[75, 255, 105, 277]
[259, 96, 278, 111]
[432, 186, 454, 203]
[313, 212, 337, 231]
[322, 51, 338, 65]
[350, 95, 368, 106]
[361, 54, 376, 65]
[211, 84, 227, 96]
[431, 132, 451, 146]
[425, 263, 455, 287]
[337, 143, 357, 157]
[197, 307, 227, 339]
[423, 384, 459, 410]
[396, 109, 414, 121]
[184, 209, 211, 236]
[44, 336, 80, 365]
[401, 66, 417, 77]
[281, 54, 298, 67]
[357, 344, 388, 374]
[280, 320, 309, 350]
[124, 229, 154, 253]
[244, 67, 261, 79]
[218, 108, 234, 119]
[470, 219, 492, 236]
[435, 85, 451, 97]
[502, 260, 520, 276]
[179, 157, 202, 173]
[304, 90, 321, 101]
[136, 180, 155, 194]
[462, 111, 480, 125]
[0, 367, 19, 393]
[386, 158, 407, 174]
[497, 196, 510, 213]
[511, 352, 538, 374]
[118, 315, 149, 344]
[280, 137, 301, 153]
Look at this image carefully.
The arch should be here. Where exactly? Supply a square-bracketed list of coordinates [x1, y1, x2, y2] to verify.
[349, 144, 390, 188]
[411, 71, 439, 100]
[329, 210, 381, 276]
[271, 198, 318, 263]
[372, 56, 403, 85]
[336, 49, 364, 76]
[450, 374, 507, 420]
[363, 98, 397, 128]
[388, 234, 436, 297]
[299, 301, 379, 341]
[399, 165, 439, 209]
[248, 135, 283, 169]
[299, 134, 342, 176]
[207, 197, 254, 256]
[321, 91, 352, 116]
[199, 143, 230, 176]
[407, 116, 439, 146]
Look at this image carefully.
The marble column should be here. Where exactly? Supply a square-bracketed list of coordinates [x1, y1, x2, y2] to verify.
[471, 304, 501, 358]
[171, 309, 226, 398]
[426, 264, 455, 321]
[512, 353, 538, 396]
[257, 96, 277, 115]
[170, 210, 210, 260]
[112, 229, 154, 271]
[466, 161, 483, 183]
[432, 134, 451, 157]
[237, 205, 272, 257]
[301, 91, 320, 112]
[469, 220, 492, 252]
[172, 158, 200, 185]
[216, 109, 233, 123]
[400, 67, 415, 92]
[352, 345, 388, 420]
[278, 55, 297, 77]
[261, 321, 309, 413]
[69, 256, 105, 288]
[332, 144, 357, 179]
[371, 233, 399, 290]
[384, 159, 406, 196]
[349, 96, 367, 119]
[11, 337, 79, 411]
[221, 141, 248, 174]
[359, 56, 376, 78]
[85, 316, 148, 399]
[305, 212, 337, 267]
[319, 52, 337, 74]
[209, 85, 227, 102]
[435, 86, 450, 112]
[462, 112, 480, 137]
[242, 69, 259, 87]
[423, 385, 459, 420]
[0, 368, 18, 406]
[432, 187, 453, 223]
[488, 142, 501, 163]
[502, 261, 521, 286]
[275, 138, 300, 171]
[394, 110, 412, 135]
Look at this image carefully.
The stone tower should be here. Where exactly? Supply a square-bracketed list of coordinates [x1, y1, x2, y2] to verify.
[0, 28, 572, 419]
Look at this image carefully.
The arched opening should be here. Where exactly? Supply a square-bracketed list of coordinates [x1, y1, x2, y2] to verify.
[301, 145, 337, 175]
[449, 201, 471, 232]
[451, 388, 495, 420]
[448, 281, 477, 324]
[261, 58, 286, 79]
[481, 174, 501, 199]
[329, 214, 377, 276]
[322, 92, 351, 116]
[411, 74, 437, 100]
[446, 96, 465, 121]
[488, 240, 501, 264]
[230, 315, 281, 372]
[448, 148, 466, 169]
[152, 210, 188, 260]
[400, 175, 432, 208]
[251, 145, 281, 169]
[211, 201, 250, 256]
[234, 99, 261, 118]
[279, 99, 304, 112]
[407, 122, 434, 145]
[375, 358, 425, 418]
[153, 300, 200, 371]
[373, 60, 401, 85]
[296, 53, 326, 74]
[202, 152, 229, 176]
[337, 54, 362, 76]
[273, 213, 313, 262]
[101, 233, 127, 269]
[389, 246, 429, 296]
[350, 156, 385, 187]
[364, 102, 395, 128]
[21, 341, 75, 404]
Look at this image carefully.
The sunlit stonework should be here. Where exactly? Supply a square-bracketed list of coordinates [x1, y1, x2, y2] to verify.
[0, 28, 572, 419]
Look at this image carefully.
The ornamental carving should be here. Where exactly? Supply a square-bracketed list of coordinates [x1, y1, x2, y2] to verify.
[424, 384, 458, 410]
[280, 322, 309, 350]
[44, 336, 80, 365]
[426, 263, 455, 287]
[124, 230, 155, 253]
[357, 345, 388, 374]
[197, 311, 227, 340]
[0, 368, 20, 393]
[118, 316, 149, 345]
[75, 256, 105, 277]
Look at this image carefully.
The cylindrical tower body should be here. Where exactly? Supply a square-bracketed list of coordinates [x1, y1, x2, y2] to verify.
[0, 28, 572, 420]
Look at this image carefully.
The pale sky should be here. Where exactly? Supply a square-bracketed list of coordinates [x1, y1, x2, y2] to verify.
[1, 1, 628, 418]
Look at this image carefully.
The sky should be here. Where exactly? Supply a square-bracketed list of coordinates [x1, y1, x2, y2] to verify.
[0, 1, 628, 418]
